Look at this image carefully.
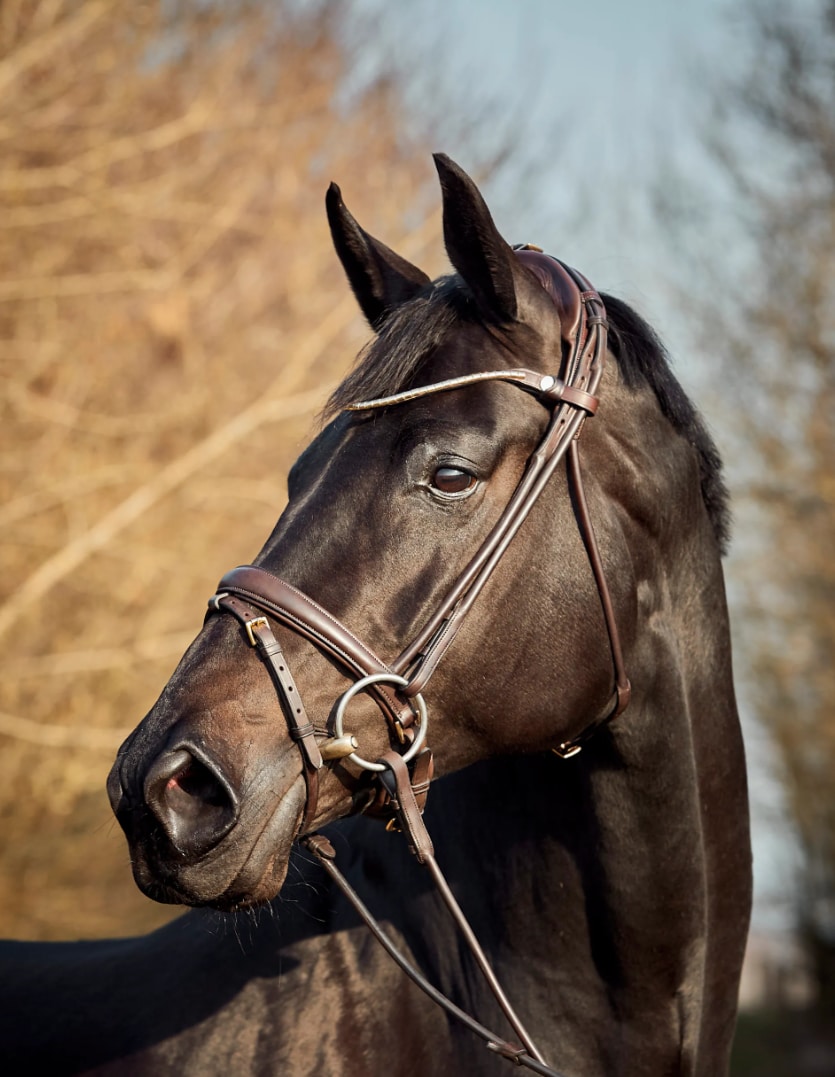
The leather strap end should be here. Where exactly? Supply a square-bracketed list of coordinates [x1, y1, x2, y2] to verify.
[615, 678, 631, 717]
[303, 833, 336, 860]
[378, 751, 434, 863]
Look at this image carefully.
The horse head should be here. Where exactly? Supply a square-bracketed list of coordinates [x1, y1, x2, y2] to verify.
[107, 155, 728, 915]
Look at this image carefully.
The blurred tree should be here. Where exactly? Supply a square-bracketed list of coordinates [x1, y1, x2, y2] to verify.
[672, 0, 835, 1013]
[0, 0, 446, 940]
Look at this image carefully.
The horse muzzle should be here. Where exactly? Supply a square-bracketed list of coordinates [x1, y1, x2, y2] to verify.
[108, 742, 307, 907]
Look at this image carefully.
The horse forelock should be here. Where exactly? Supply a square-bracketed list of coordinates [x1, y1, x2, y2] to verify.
[325, 276, 478, 417]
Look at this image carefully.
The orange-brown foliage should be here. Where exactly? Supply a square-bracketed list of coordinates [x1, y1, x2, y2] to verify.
[0, 0, 443, 939]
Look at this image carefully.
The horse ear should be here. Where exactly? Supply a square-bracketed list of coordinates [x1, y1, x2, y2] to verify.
[326, 182, 431, 329]
[433, 153, 521, 322]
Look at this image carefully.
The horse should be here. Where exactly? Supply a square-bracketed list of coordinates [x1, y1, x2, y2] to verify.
[0, 155, 751, 1076]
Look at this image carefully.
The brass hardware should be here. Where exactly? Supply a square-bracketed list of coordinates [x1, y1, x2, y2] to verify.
[244, 616, 269, 647]
[551, 742, 582, 760]
[319, 734, 359, 761]
[385, 817, 401, 833]
[393, 719, 406, 745]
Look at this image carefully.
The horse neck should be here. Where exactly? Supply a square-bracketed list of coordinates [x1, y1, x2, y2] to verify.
[408, 510, 748, 1067]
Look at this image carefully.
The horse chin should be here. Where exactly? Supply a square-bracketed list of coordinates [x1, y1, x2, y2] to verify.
[131, 776, 307, 910]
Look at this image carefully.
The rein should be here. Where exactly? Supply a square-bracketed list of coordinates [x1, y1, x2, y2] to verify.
[205, 252, 629, 1076]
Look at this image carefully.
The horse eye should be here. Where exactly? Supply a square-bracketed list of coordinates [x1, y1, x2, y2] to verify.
[431, 466, 478, 496]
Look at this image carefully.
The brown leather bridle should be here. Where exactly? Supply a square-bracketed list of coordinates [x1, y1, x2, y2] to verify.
[205, 251, 630, 1076]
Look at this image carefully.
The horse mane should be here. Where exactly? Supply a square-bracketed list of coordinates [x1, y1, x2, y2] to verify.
[327, 278, 731, 554]
[602, 293, 731, 554]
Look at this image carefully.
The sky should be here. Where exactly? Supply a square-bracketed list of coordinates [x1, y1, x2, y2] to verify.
[343, 0, 795, 930]
[343, 0, 739, 377]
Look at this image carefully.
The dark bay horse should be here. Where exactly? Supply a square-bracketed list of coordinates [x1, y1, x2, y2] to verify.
[0, 156, 751, 1075]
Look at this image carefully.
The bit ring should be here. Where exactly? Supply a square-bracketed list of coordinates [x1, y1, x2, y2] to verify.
[333, 673, 427, 772]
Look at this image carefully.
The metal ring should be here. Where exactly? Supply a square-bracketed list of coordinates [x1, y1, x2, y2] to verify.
[333, 673, 427, 773]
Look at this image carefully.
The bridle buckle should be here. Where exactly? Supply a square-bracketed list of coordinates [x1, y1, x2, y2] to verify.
[244, 616, 269, 647]
[551, 742, 583, 760]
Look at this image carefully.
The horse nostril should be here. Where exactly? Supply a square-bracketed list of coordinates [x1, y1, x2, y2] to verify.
[144, 747, 238, 859]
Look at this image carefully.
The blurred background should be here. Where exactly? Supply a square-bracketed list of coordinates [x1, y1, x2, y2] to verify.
[0, 1, 832, 1071]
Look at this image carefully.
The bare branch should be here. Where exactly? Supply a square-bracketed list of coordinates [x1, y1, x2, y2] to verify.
[0, 2, 108, 97]
[0, 710, 124, 750]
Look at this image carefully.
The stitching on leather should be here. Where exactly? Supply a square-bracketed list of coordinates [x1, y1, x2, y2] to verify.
[235, 572, 389, 668]
[222, 583, 406, 719]
[227, 587, 361, 674]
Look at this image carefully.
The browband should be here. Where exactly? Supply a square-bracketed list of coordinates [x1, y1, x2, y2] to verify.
[346, 369, 598, 415]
